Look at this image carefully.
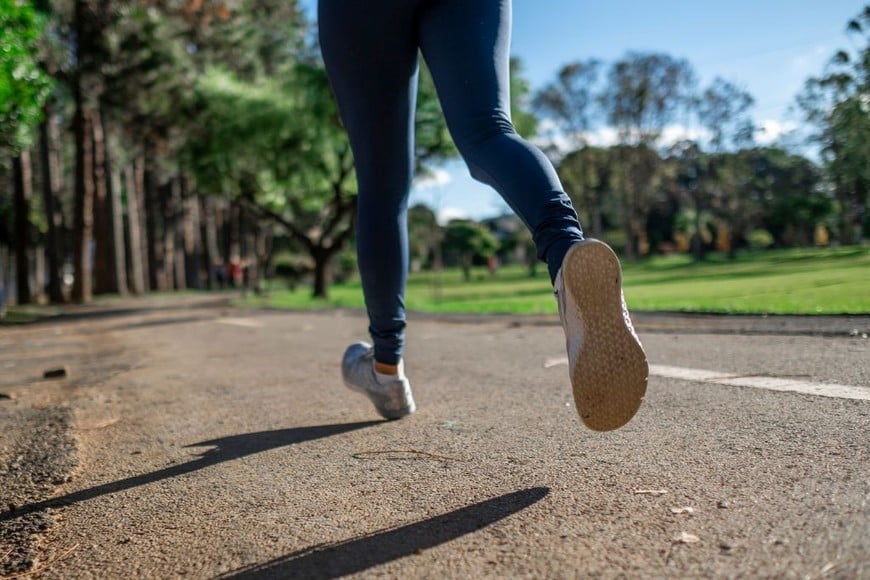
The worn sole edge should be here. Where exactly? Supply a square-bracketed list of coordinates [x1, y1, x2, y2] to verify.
[562, 240, 649, 431]
[342, 378, 416, 420]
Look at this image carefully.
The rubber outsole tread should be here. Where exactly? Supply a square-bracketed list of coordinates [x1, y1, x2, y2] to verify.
[562, 241, 648, 431]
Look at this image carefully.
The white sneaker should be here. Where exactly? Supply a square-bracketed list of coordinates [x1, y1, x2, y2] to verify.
[342, 342, 416, 420]
[554, 240, 648, 431]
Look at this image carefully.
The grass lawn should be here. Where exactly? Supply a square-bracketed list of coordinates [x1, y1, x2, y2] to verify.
[242, 246, 870, 316]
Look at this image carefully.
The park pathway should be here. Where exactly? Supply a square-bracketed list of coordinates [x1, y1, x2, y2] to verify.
[1, 296, 868, 578]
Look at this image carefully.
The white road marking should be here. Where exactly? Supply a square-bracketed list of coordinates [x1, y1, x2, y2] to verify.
[649, 364, 870, 401]
[543, 357, 568, 368]
[543, 356, 870, 401]
[215, 318, 264, 328]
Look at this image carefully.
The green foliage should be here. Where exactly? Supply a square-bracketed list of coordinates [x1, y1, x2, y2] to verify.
[746, 147, 831, 246]
[415, 62, 457, 166]
[508, 58, 538, 139]
[533, 59, 603, 149]
[443, 220, 500, 258]
[797, 4, 870, 243]
[0, 0, 51, 151]
[747, 229, 774, 249]
[697, 77, 755, 152]
[442, 219, 500, 280]
[188, 68, 310, 195]
[603, 52, 696, 146]
[407, 203, 441, 268]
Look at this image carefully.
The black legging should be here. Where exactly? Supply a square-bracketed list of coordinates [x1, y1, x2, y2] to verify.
[319, 0, 584, 365]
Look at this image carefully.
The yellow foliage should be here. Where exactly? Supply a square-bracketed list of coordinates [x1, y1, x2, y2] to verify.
[814, 223, 830, 246]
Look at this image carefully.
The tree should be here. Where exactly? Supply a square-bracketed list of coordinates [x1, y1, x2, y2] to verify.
[697, 77, 755, 153]
[442, 219, 499, 282]
[797, 5, 870, 244]
[695, 78, 756, 256]
[602, 52, 696, 258]
[556, 146, 615, 238]
[188, 42, 474, 298]
[669, 140, 709, 259]
[0, 0, 51, 152]
[1, 0, 51, 306]
[38, 110, 65, 303]
[407, 203, 441, 271]
[12, 151, 34, 303]
[187, 65, 354, 298]
[748, 148, 830, 247]
[533, 59, 603, 153]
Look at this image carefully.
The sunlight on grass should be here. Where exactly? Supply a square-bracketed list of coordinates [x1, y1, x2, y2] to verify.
[241, 246, 870, 316]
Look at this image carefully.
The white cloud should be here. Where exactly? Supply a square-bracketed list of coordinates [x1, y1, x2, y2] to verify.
[437, 206, 468, 225]
[660, 125, 707, 147]
[413, 168, 452, 190]
[583, 127, 620, 148]
[755, 119, 798, 144]
[535, 122, 708, 152]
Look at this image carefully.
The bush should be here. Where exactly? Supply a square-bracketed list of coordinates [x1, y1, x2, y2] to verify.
[273, 254, 312, 283]
[334, 250, 358, 283]
[747, 229, 774, 249]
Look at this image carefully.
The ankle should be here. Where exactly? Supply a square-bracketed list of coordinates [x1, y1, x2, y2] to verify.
[374, 361, 400, 376]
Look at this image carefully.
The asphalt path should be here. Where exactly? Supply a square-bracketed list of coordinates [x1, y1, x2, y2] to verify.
[1, 296, 868, 578]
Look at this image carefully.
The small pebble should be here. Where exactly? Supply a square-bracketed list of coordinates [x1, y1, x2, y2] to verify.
[43, 367, 68, 379]
[717, 500, 729, 509]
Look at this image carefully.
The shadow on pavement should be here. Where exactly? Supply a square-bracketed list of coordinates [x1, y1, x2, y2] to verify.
[103, 314, 216, 332]
[0, 421, 381, 522]
[220, 487, 551, 579]
[0, 296, 233, 328]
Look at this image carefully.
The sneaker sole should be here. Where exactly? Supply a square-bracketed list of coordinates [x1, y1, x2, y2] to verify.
[343, 378, 416, 420]
[562, 240, 648, 431]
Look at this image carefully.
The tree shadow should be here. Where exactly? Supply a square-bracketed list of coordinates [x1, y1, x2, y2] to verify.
[1, 296, 232, 328]
[219, 487, 551, 579]
[1, 421, 381, 522]
[104, 314, 216, 332]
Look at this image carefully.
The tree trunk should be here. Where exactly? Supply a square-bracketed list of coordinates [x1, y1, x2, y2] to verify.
[72, 90, 95, 304]
[39, 112, 65, 303]
[228, 201, 241, 265]
[692, 193, 704, 261]
[461, 254, 472, 282]
[618, 157, 637, 261]
[254, 229, 272, 291]
[144, 150, 162, 291]
[136, 159, 150, 289]
[200, 196, 219, 289]
[105, 112, 128, 295]
[13, 151, 33, 305]
[312, 247, 332, 298]
[34, 245, 46, 301]
[180, 177, 201, 289]
[0, 245, 9, 315]
[835, 175, 855, 246]
[161, 178, 180, 290]
[92, 111, 117, 295]
[124, 163, 147, 294]
[621, 216, 636, 260]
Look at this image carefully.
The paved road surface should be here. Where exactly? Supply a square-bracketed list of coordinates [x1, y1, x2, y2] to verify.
[1, 296, 868, 578]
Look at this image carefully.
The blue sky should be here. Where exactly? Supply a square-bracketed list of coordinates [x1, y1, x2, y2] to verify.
[300, 0, 865, 221]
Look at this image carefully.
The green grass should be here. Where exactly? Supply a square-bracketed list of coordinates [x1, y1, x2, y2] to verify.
[245, 245, 870, 316]
[0, 304, 62, 325]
